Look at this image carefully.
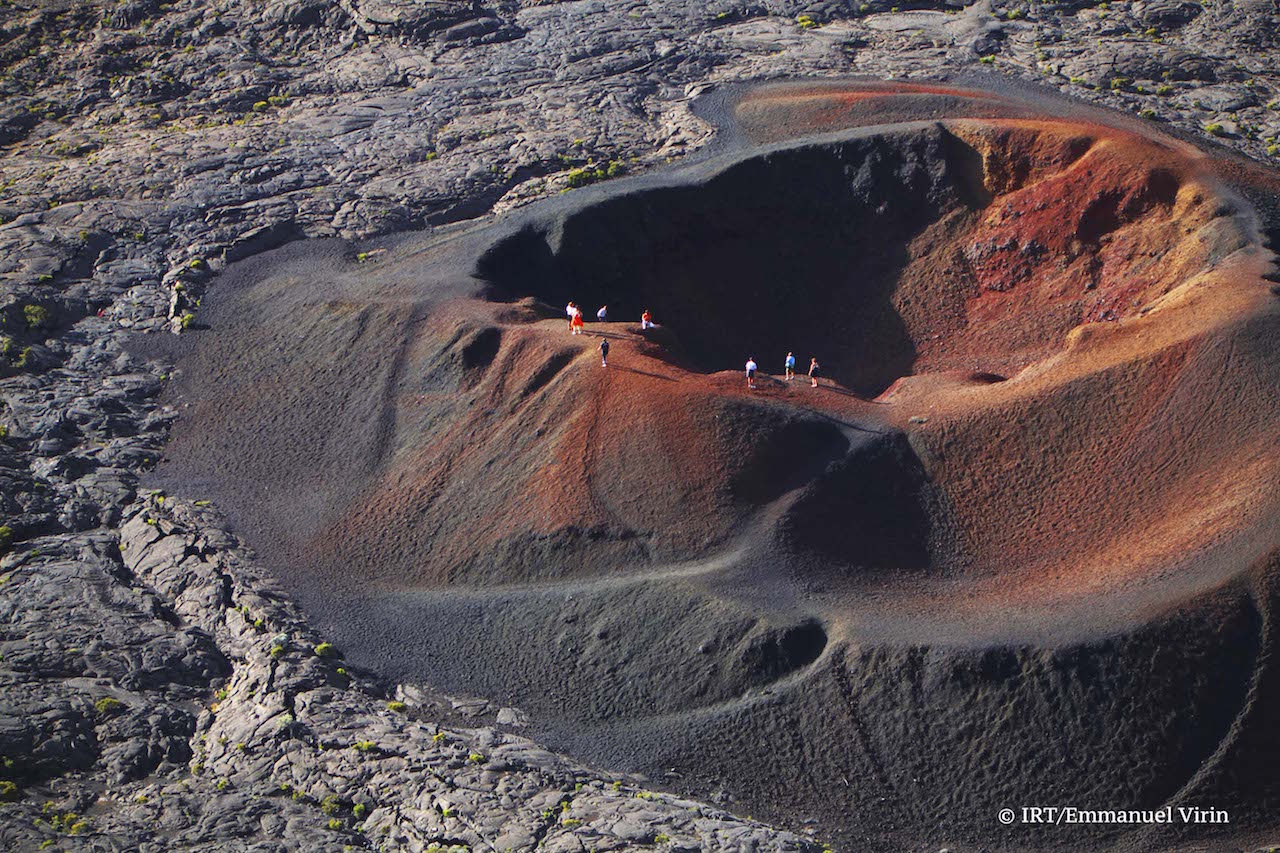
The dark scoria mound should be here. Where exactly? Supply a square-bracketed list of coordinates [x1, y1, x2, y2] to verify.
[145, 82, 1280, 850]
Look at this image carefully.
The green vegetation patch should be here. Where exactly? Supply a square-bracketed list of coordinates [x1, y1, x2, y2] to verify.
[23, 304, 49, 329]
[564, 161, 625, 189]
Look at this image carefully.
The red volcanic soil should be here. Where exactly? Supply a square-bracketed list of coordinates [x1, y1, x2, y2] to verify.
[733, 80, 1038, 143]
[142, 81, 1280, 850]
[297, 112, 1275, 615]
[318, 309, 838, 586]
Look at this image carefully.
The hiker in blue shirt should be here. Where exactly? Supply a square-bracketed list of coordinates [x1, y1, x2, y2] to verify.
[785, 352, 796, 381]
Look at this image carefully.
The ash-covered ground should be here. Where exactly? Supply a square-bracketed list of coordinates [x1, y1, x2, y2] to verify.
[5, 1, 1280, 851]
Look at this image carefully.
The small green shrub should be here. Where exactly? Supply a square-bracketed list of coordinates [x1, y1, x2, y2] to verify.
[23, 304, 49, 328]
[313, 642, 337, 658]
[979, 55, 995, 65]
[252, 101, 269, 111]
[654, 832, 670, 843]
[386, 700, 407, 713]
[352, 803, 367, 818]
[216, 779, 228, 790]
[180, 312, 196, 330]
[321, 794, 342, 814]
[1156, 84, 1173, 95]
[69, 820, 89, 833]
[270, 645, 285, 659]
[353, 741, 376, 753]
[562, 818, 583, 828]
[327, 818, 343, 830]
[467, 752, 485, 764]
[188, 257, 204, 269]
[1139, 108, 1156, 119]
[796, 14, 818, 28]
[1109, 76, 1130, 90]
[214, 687, 229, 701]
[564, 161, 626, 189]
[0, 780, 18, 800]
[1204, 122, 1226, 136]
[94, 697, 123, 714]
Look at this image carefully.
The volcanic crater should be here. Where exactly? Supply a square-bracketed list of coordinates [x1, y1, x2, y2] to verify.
[148, 81, 1280, 849]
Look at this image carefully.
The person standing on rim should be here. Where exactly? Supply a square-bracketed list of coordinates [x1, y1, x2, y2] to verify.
[785, 351, 796, 381]
[641, 309, 653, 330]
[809, 356, 820, 388]
[746, 356, 758, 390]
[597, 304, 608, 323]
[600, 337, 609, 367]
[566, 301, 578, 332]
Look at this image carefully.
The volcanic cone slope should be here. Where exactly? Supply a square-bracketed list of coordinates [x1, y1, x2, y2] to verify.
[149, 82, 1280, 850]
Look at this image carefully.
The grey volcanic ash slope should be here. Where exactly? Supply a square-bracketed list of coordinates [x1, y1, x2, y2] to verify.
[149, 82, 1280, 851]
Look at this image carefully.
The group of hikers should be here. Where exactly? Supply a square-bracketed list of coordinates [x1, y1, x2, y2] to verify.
[565, 301, 820, 387]
[566, 302, 616, 366]
[566, 301, 655, 367]
[746, 353, 819, 389]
